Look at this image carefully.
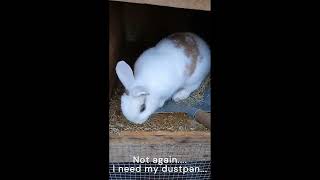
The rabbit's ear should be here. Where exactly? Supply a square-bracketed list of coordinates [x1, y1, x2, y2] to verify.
[116, 61, 135, 89]
[131, 86, 149, 97]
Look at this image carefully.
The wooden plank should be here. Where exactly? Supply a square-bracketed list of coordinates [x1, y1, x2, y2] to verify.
[109, 0, 211, 11]
[109, 3, 124, 98]
[110, 131, 211, 162]
[110, 131, 210, 144]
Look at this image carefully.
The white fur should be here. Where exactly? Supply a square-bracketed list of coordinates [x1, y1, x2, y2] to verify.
[116, 32, 211, 124]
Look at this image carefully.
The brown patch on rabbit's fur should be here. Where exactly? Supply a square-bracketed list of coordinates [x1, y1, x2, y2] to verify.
[168, 33, 199, 76]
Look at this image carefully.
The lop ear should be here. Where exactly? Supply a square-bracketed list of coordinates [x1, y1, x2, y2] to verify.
[131, 86, 149, 97]
[115, 61, 135, 89]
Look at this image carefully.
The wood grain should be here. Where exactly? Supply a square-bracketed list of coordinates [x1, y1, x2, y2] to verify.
[110, 131, 210, 144]
[110, 0, 211, 11]
[110, 131, 211, 162]
[109, 3, 124, 98]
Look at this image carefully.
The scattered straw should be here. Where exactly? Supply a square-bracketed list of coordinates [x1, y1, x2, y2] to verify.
[108, 79, 210, 135]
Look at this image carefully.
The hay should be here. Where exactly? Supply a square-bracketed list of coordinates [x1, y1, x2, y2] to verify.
[109, 80, 210, 135]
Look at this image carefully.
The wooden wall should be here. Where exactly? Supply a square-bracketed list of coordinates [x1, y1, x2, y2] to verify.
[109, 2, 124, 98]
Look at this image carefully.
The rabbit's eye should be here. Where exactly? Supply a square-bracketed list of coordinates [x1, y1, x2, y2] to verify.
[140, 104, 146, 112]
[124, 89, 129, 95]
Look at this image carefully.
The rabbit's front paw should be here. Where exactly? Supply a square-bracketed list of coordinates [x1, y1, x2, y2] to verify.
[172, 89, 191, 102]
[159, 99, 166, 107]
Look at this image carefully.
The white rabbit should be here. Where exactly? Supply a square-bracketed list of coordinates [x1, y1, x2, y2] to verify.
[115, 32, 211, 124]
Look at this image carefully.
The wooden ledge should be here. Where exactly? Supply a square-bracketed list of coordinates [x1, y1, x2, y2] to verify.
[109, 0, 211, 11]
[110, 131, 211, 145]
